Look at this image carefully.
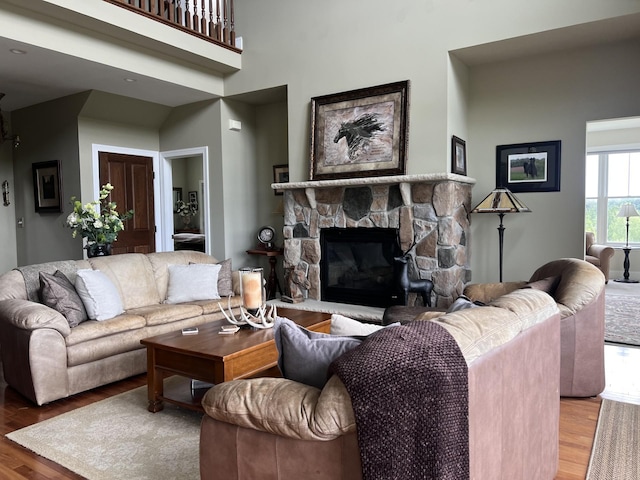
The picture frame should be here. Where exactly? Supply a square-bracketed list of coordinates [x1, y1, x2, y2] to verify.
[32, 160, 62, 213]
[188, 191, 198, 210]
[451, 136, 467, 175]
[310, 80, 409, 180]
[496, 140, 561, 193]
[273, 164, 289, 195]
[172, 187, 182, 213]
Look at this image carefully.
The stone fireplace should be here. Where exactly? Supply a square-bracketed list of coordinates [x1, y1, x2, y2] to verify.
[274, 174, 475, 308]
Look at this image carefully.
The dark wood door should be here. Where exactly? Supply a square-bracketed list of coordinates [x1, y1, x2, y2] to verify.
[99, 152, 155, 254]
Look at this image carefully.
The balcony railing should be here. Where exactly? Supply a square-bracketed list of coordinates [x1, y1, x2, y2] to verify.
[105, 0, 240, 51]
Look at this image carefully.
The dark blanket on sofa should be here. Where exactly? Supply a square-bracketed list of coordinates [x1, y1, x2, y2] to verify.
[330, 320, 469, 480]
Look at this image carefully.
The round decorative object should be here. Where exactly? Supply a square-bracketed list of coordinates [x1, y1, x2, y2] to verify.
[257, 226, 276, 248]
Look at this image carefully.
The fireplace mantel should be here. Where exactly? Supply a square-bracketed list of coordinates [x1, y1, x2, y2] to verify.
[274, 173, 476, 308]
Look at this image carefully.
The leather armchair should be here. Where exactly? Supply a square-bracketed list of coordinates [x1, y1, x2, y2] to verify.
[585, 231, 614, 283]
[464, 258, 606, 397]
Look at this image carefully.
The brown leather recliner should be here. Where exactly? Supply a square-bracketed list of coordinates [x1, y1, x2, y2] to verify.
[585, 232, 614, 283]
[464, 258, 605, 397]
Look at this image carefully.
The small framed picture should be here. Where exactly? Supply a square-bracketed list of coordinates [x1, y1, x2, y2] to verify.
[451, 136, 467, 175]
[273, 164, 289, 195]
[172, 187, 182, 213]
[32, 160, 62, 213]
[188, 191, 198, 210]
[496, 140, 561, 193]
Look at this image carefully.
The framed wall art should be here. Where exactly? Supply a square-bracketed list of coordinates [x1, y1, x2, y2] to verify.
[451, 135, 467, 175]
[188, 190, 198, 210]
[32, 160, 62, 213]
[273, 164, 289, 195]
[496, 140, 561, 193]
[310, 80, 409, 180]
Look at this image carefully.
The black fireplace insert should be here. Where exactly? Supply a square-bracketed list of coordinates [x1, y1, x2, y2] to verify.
[320, 228, 401, 308]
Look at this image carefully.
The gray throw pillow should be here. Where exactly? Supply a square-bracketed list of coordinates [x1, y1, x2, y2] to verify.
[39, 270, 88, 327]
[217, 258, 233, 297]
[274, 317, 362, 389]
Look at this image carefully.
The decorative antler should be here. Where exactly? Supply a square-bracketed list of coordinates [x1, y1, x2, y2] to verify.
[217, 295, 277, 329]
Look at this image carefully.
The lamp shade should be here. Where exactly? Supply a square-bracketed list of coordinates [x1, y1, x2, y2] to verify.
[471, 188, 531, 214]
[617, 203, 639, 218]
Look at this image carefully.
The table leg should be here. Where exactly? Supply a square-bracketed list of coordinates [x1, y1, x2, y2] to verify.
[267, 256, 278, 300]
[146, 347, 165, 412]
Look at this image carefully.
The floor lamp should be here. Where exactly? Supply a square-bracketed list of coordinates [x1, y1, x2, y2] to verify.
[614, 203, 639, 283]
[472, 188, 531, 282]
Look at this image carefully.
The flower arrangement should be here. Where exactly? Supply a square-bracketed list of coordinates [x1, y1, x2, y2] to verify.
[176, 199, 197, 217]
[66, 183, 133, 245]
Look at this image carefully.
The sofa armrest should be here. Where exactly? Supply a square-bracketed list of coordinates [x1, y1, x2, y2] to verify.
[463, 281, 526, 304]
[0, 299, 71, 337]
[201, 375, 356, 441]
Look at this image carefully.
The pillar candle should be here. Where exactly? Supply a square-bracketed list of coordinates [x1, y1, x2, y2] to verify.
[242, 271, 263, 310]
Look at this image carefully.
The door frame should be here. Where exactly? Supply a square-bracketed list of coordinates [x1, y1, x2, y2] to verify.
[160, 146, 210, 254]
[92, 144, 162, 251]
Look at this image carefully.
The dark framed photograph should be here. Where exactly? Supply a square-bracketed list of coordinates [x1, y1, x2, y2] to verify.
[188, 191, 198, 210]
[273, 164, 289, 195]
[310, 80, 410, 180]
[451, 136, 467, 175]
[32, 160, 62, 213]
[496, 140, 561, 193]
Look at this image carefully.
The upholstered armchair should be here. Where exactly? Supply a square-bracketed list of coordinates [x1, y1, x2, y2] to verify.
[463, 258, 606, 397]
[585, 232, 614, 283]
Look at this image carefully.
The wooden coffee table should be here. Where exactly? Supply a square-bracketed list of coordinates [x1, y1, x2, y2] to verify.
[140, 308, 331, 412]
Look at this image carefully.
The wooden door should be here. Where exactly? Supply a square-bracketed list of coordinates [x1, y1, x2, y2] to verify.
[99, 152, 155, 254]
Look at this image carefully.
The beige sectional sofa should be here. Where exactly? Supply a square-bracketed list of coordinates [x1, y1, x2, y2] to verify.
[0, 251, 242, 406]
[200, 288, 561, 479]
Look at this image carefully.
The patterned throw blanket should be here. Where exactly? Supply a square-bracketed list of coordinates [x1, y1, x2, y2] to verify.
[15, 261, 79, 302]
[330, 320, 469, 480]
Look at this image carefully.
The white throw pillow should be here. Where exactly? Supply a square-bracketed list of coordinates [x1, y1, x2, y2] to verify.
[165, 263, 221, 304]
[74, 269, 124, 321]
[330, 314, 386, 336]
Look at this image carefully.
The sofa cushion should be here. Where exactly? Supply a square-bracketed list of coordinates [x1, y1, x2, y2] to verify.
[65, 313, 147, 347]
[522, 276, 560, 297]
[75, 270, 125, 321]
[165, 264, 221, 303]
[127, 303, 204, 326]
[39, 271, 88, 328]
[87, 254, 161, 310]
[274, 317, 362, 389]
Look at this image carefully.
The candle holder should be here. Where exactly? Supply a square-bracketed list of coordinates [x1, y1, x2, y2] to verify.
[218, 267, 277, 329]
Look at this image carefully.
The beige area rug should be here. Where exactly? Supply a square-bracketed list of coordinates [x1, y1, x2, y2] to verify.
[605, 281, 640, 346]
[6, 378, 202, 480]
[586, 399, 640, 479]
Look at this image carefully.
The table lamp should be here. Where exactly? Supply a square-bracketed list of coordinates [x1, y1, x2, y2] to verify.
[472, 188, 531, 282]
[618, 203, 639, 248]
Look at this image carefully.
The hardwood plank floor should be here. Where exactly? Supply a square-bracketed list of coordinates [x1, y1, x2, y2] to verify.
[0, 343, 637, 479]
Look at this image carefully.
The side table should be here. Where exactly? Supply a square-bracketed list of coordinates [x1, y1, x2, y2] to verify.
[246, 247, 284, 299]
[614, 247, 638, 283]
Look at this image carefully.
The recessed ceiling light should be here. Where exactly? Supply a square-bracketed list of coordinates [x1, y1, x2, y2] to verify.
[124, 78, 137, 83]
[10, 48, 27, 55]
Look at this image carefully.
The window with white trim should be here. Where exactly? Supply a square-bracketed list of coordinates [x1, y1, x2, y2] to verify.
[585, 150, 640, 245]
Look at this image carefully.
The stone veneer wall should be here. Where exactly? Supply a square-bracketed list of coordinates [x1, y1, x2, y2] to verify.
[274, 174, 475, 308]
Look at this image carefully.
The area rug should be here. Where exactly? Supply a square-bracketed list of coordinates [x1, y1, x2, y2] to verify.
[6, 379, 202, 480]
[604, 294, 640, 346]
[586, 399, 640, 479]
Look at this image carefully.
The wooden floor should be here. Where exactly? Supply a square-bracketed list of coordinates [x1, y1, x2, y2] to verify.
[0, 344, 638, 479]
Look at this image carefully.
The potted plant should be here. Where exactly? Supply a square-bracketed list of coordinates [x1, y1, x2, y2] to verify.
[66, 183, 133, 257]
[176, 199, 197, 228]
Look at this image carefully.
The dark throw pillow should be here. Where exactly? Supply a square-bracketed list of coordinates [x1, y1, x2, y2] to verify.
[39, 270, 88, 327]
[274, 317, 362, 389]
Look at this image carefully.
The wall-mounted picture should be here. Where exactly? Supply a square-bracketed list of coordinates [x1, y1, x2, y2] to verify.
[310, 80, 409, 180]
[32, 160, 62, 213]
[173, 187, 182, 213]
[451, 135, 467, 175]
[496, 140, 561, 193]
[188, 191, 198, 210]
[273, 164, 289, 195]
